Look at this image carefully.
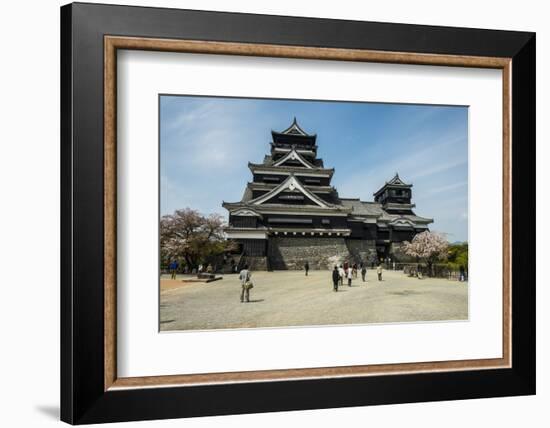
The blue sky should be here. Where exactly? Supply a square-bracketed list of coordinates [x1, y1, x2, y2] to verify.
[160, 95, 468, 242]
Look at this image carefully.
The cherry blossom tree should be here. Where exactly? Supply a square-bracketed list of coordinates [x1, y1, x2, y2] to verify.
[160, 208, 237, 270]
[402, 231, 449, 276]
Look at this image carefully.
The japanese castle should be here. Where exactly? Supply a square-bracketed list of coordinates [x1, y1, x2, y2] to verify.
[222, 118, 433, 270]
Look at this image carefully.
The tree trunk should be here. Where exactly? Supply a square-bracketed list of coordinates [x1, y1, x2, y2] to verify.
[184, 254, 193, 271]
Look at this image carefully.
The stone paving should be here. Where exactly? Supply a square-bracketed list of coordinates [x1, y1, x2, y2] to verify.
[160, 269, 468, 331]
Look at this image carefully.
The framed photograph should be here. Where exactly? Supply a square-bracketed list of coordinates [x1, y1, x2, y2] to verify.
[61, 2, 535, 424]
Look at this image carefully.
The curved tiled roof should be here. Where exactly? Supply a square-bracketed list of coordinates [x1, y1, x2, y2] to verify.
[339, 199, 384, 216]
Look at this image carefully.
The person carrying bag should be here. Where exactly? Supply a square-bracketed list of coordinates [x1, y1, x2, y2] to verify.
[239, 264, 253, 303]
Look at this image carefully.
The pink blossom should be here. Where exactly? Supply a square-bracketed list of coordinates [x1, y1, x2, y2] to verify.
[403, 231, 449, 262]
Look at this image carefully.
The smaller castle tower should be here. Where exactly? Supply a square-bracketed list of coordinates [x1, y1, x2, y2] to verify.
[373, 173, 415, 214]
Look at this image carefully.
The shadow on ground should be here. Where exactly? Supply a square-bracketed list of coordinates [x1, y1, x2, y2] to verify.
[35, 405, 59, 420]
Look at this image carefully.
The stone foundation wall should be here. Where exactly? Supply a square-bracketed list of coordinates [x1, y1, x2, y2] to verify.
[242, 256, 268, 271]
[267, 237, 375, 270]
[346, 239, 378, 265]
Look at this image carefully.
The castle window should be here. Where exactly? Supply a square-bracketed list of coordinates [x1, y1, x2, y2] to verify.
[279, 194, 305, 201]
[304, 178, 321, 184]
[268, 218, 313, 224]
[231, 216, 257, 228]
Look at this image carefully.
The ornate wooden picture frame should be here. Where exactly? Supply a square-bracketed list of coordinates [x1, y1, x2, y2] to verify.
[61, 2, 535, 424]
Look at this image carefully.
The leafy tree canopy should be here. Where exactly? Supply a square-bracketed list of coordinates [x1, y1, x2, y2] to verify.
[160, 208, 236, 269]
[447, 242, 468, 271]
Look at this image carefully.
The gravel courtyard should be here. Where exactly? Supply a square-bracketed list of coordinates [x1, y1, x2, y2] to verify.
[160, 269, 468, 331]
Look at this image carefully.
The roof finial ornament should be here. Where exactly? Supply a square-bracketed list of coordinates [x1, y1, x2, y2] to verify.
[273, 117, 317, 139]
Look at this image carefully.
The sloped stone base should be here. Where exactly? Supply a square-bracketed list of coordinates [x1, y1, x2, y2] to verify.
[266, 237, 376, 270]
[346, 239, 378, 266]
[242, 256, 268, 271]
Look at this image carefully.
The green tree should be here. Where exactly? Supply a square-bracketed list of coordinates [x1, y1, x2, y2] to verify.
[447, 242, 468, 272]
[160, 208, 237, 270]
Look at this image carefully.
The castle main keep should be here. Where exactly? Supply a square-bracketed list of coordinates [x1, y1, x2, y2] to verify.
[222, 119, 433, 270]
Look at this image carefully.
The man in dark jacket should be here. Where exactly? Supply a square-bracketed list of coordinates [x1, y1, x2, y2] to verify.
[304, 261, 310, 276]
[332, 266, 340, 292]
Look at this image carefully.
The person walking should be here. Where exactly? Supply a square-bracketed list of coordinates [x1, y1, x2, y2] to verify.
[338, 265, 345, 286]
[169, 260, 178, 280]
[377, 264, 383, 281]
[352, 263, 358, 279]
[332, 266, 340, 292]
[304, 261, 310, 276]
[459, 265, 466, 282]
[239, 264, 253, 303]
[347, 267, 353, 287]
[168, 260, 174, 278]
[361, 263, 367, 282]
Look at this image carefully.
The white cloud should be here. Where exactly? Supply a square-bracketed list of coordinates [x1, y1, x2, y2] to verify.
[336, 133, 467, 200]
[408, 159, 467, 180]
[160, 97, 272, 216]
[162, 100, 266, 171]
[423, 180, 468, 196]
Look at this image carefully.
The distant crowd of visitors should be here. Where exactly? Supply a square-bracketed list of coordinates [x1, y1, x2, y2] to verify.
[237, 261, 384, 302]
[167, 261, 215, 279]
[329, 261, 384, 292]
[168, 258, 385, 303]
